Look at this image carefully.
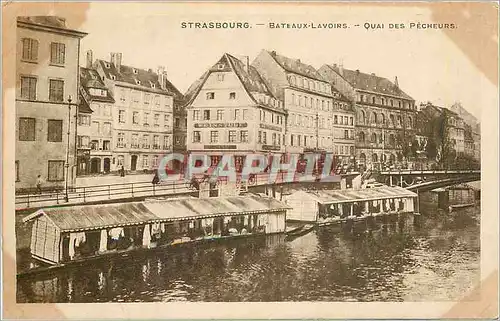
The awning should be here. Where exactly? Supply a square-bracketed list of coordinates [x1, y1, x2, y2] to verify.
[23, 203, 159, 232]
[143, 195, 291, 221]
[307, 186, 417, 204]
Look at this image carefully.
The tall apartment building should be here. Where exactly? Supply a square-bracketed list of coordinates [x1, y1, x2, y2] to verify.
[319, 64, 416, 168]
[77, 63, 115, 175]
[252, 50, 340, 156]
[185, 53, 286, 169]
[16, 16, 86, 191]
[90, 52, 180, 173]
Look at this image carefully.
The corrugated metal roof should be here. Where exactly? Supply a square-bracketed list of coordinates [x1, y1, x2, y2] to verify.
[24, 196, 290, 231]
[25, 203, 159, 232]
[292, 186, 417, 204]
[144, 195, 290, 221]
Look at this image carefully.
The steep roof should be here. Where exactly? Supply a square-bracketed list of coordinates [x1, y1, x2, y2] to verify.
[324, 64, 414, 100]
[17, 16, 87, 37]
[79, 67, 115, 104]
[267, 50, 325, 82]
[184, 53, 284, 112]
[95, 59, 181, 97]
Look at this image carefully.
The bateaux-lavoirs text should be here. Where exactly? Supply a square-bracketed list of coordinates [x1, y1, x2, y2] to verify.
[269, 22, 348, 29]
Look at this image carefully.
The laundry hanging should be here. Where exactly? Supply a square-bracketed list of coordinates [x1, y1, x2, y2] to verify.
[109, 227, 124, 240]
[142, 224, 151, 248]
[99, 229, 108, 252]
[75, 232, 86, 247]
[69, 233, 77, 259]
[160, 223, 165, 233]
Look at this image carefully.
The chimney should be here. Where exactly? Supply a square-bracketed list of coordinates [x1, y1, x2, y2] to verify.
[157, 66, 167, 89]
[339, 63, 344, 76]
[356, 69, 360, 74]
[245, 56, 250, 73]
[270, 50, 277, 56]
[394, 76, 399, 87]
[86, 50, 93, 68]
[110, 52, 122, 72]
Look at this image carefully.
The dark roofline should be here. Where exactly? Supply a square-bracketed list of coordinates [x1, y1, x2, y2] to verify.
[267, 50, 326, 83]
[17, 19, 87, 38]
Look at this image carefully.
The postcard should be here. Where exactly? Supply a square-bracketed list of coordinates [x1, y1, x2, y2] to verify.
[2, 1, 498, 319]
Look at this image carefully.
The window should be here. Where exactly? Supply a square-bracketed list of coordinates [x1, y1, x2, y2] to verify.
[344, 130, 349, 139]
[350, 117, 354, 126]
[175, 117, 180, 127]
[117, 155, 124, 166]
[153, 135, 160, 149]
[90, 140, 99, 150]
[77, 135, 89, 148]
[262, 132, 267, 144]
[229, 92, 236, 99]
[21, 38, 38, 61]
[46, 119, 63, 142]
[120, 88, 126, 102]
[193, 131, 201, 142]
[291, 93, 295, 105]
[50, 42, 65, 65]
[48, 160, 64, 181]
[142, 135, 150, 148]
[164, 114, 171, 128]
[144, 112, 150, 126]
[193, 110, 200, 121]
[154, 114, 160, 126]
[119, 110, 126, 123]
[152, 155, 159, 167]
[117, 132, 125, 147]
[20, 76, 37, 99]
[291, 134, 295, 146]
[240, 130, 248, 143]
[78, 114, 90, 126]
[154, 95, 160, 107]
[228, 130, 237, 143]
[132, 91, 140, 104]
[334, 115, 338, 124]
[131, 134, 139, 148]
[272, 133, 277, 145]
[234, 109, 240, 120]
[210, 131, 219, 143]
[217, 109, 224, 121]
[203, 110, 210, 120]
[163, 136, 171, 149]
[258, 131, 262, 144]
[15, 161, 19, 182]
[217, 73, 225, 81]
[144, 93, 150, 105]
[133, 112, 139, 124]
[103, 140, 110, 151]
[90, 121, 99, 135]
[49, 79, 64, 102]
[142, 155, 149, 168]
[206, 92, 215, 100]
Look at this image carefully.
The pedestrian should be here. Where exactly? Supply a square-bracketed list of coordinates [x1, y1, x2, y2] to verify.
[36, 174, 43, 194]
[120, 166, 125, 177]
[152, 171, 160, 185]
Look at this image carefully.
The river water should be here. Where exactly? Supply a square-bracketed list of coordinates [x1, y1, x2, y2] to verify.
[17, 200, 480, 303]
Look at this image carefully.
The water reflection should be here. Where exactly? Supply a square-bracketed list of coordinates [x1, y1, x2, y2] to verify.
[17, 206, 479, 303]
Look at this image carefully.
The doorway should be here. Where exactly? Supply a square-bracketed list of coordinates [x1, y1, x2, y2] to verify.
[90, 158, 101, 174]
[103, 158, 111, 173]
[131, 155, 138, 171]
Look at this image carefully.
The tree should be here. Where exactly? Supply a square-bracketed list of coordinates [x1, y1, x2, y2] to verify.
[426, 138, 438, 160]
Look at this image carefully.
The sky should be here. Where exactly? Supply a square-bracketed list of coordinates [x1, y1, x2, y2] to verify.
[71, 2, 497, 120]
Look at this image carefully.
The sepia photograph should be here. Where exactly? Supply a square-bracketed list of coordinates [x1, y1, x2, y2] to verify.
[2, 1, 498, 319]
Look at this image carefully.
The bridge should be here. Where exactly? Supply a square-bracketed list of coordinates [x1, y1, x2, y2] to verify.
[14, 170, 480, 211]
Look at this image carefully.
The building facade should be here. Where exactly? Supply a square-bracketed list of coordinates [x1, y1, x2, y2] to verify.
[451, 102, 480, 161]
[16, 16, 86, 191]
[185, 53, 286, 169]
[252, 50, 345, 158]
[319, 64, 416, 169]
[77, 63, 116, 175]
[91, 53, 179, 173]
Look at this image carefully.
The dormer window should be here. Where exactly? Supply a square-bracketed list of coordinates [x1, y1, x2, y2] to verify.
[110, 75, 116, 80]
[217, 64, 224, 70]
[105, 63, 110, 68]
[133, 68, 138, 74]
[135, 79, 141, 85]
[151, 83, 156, 89]
[101, 76, 105, 81]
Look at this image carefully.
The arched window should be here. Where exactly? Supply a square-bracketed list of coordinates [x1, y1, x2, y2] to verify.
[290, 76, 296, 85]
[408, 116, 413, 128]
[389, 134, 395, 146]
[372, 153, 378, 162]
[359, 153, 367, 163]
[372, 112, 377, 124]
[389, 154, 396, 163]
[380, 113, 385, 125]
[371, 133, 377, 143]
[372, 96, 376, 104]
[359, 131, 366, 142]
[397, 115, 402, 127]
[381, 154, 387, 162]
[359, 110, 366, 124]
[390, 114, 395, 126]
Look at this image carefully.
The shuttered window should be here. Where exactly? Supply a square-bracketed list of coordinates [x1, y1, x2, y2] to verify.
[48, 160, 65, 181]
[19, 117, 36, 141]
[49, 79, 64, 102]
[21, 38, 38, 61]
[50, 42, 65, 65]
[47, 120, 63, 142]
[20, 76, 37, 100]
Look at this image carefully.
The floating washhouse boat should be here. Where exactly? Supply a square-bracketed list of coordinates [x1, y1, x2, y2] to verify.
[283, 186, 418, 226]
[22, 195, 289, 266]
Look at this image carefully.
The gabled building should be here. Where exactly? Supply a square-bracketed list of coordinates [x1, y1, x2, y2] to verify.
[16, 16, 87, 191]
[92, 52, 181, 173]
[185, 53, 286, 169]
[252, 50, 350, 158]
[77, 59, 115, 175]
[319, 64, 416, 168]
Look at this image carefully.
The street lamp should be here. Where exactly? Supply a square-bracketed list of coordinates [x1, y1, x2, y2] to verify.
[64, 95, 73, 202]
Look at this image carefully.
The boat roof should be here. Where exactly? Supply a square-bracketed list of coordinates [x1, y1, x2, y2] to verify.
[23, 195, 290, 232]
[143, 195, 291, 221]
[293, 186, 417, 204]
